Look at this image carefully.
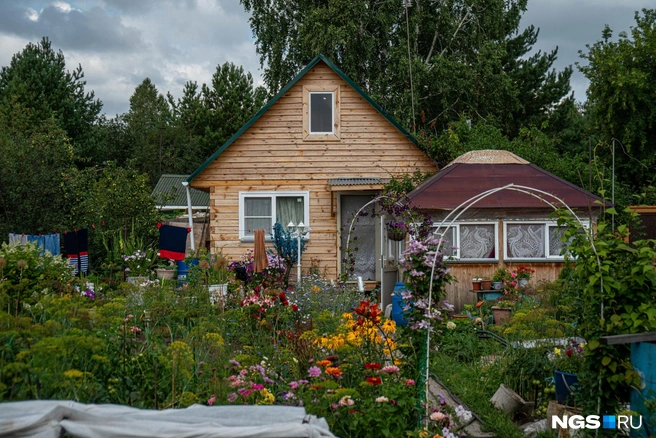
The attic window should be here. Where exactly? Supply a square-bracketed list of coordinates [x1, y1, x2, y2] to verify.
[303, 85, 340, 141]
[310, 92, 333, 133]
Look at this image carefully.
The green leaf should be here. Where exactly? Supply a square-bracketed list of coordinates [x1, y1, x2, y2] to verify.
[601, 356, 612, 366]
[588, 339, 600, 350]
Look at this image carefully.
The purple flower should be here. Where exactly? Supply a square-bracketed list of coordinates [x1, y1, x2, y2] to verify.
[308, 366, 321, 378]
[227, 392, 238, 403]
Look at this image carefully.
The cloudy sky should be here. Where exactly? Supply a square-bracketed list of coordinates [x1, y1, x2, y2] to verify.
[0, 0, 652, 117]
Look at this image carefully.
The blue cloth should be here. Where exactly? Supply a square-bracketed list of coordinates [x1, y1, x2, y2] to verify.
[27, 235, 45, 252]
[43, 234, 61, 256]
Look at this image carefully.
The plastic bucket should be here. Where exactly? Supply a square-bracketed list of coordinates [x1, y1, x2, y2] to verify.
[391, 282, 411, 327]
[177, 258, 198, 287]
[554, 370, 578, 404]
[490, 383, 526, 414]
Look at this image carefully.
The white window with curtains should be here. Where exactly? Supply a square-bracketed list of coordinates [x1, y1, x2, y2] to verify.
[503, 221, 586, 260]
[430, 222, 498, 261]
[433, 222, 499, 262]
[239, 191, 309, 241]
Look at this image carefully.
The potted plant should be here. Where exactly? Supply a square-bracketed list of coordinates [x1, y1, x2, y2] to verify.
[196, 248, 234, 306]
[472, 277, 482, 290]
[491, 296, 515, 324]
[122, 248, 156, 284]
[512, 265, 535, 287]
[386, 221, 408, 242]
[480, 277, 492, 291]
[551, 339, 585, 405]
[155, 258, 176, 280]
[491, 268, 509, 290]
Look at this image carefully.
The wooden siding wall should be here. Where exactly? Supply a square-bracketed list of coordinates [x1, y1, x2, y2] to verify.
[191, 62, 436, 280]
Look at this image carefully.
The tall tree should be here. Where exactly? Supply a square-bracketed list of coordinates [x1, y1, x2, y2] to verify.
[0, 37, 102, 164]
[0, 100, 75, 238]
[579, 8, 656, 191]
[241, 0, 571, 135]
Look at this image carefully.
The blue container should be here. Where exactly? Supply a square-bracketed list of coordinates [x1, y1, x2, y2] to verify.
[630, 341, 655, 437]
[482, 291, 503, 301]
[177, 258, 198, 287]
[391, 282, 411, 327]
[554, 370, 579, 404]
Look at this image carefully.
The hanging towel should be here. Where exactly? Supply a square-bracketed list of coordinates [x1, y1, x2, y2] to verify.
[64, 231, 79, 275]
[43, 233, 61, 256]
[158, 224, 189, 261]
[8, 233, 28, 245]
[253, 229, 269, 273]
[27, 235, 46, 253]
[77, 228, 89, 275]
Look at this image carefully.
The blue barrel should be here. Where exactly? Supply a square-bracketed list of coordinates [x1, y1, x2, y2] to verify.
[630, 341, 655, 437]
[391, 282, 411, 327]
[177, 258, 198, 287]
[554, 370, 578, 405]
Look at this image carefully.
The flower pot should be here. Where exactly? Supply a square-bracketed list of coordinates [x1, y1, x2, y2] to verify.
[156, 268, 176, 280]
[490, 383, 526, 415]
[481, 279, 492, 290]
[388, 228, 407, 241]
[554, 370, 579, 405]
[492, 281, 503, 290]
[491, 306, 512, 325]
[518, 278, 529, 287]
[126, 276, 145, 286]
[472, 280, 482, 290]
[208, 284, 229, 306]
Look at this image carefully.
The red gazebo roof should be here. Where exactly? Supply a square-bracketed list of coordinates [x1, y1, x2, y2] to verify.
[408, 150, 606, 210]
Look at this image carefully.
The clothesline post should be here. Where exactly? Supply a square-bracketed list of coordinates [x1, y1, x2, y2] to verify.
[181, 181, 195, 252]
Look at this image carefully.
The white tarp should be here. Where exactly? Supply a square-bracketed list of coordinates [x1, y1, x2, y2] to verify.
[0, 400, 336, 438]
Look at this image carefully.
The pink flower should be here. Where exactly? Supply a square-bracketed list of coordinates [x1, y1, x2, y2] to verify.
[227, 392, 238, 403]
[207, 395, 216, 405]
[405, 379, 415, 386]
[308, 366, 322, 378]
[382, 365, 400, 374]
[130, 326, 142, 333]
[289, 381, 299, 390]
[252, 383, 264, 390]
[430, 411, 446, 422]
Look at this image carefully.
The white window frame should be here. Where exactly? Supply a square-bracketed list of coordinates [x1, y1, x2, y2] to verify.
[309, 91, 334, 134]
[238, 191, 310, 242]
[431, 222, 499, 261]
[503, 221, 589, 261]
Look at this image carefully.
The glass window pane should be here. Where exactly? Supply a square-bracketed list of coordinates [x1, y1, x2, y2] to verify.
[460, 224, 496, 259]
[310, 93, 333, 133]
[245, 218, 272, 236]
[276, 196, 305, 230]
[245, 197, 271, 217]
[506, 224, 545, 258]
[433, 227, 456, 257]
[548, 225, 568, 257]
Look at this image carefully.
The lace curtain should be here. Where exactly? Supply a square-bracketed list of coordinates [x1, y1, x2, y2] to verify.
[506, 224, 545, 258]
[460, 224, 496, 259]
[244, 197, 272, 236]
[548, 225, 568, 257]
[276, 196, 304, 231]
[340, 195, 376, 281]
[434, 227, 457, 258]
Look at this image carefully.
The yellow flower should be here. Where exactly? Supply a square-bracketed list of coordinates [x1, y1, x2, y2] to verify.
[381, 319, 396, 334]
[64, 369, 84, 379]
[258, 388, 275, 404]
[554, 348, 561, 355]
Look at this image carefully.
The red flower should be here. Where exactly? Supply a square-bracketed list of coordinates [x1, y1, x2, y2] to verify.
[326, 355, 339, 362]
[279, 292, 287, 301]
[291, 304, 298, 312]
[364, 362, 381, 370]
[353, 300, 381, 324]
[566, 349, 573, 357]
[366, 376, 382, 385]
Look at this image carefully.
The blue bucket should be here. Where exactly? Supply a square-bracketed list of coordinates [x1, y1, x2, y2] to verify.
[177, 258, 198, 287]
[391, 282, 411, 327]
[554, 370, 579, 404]
[482, 291, 503, 301]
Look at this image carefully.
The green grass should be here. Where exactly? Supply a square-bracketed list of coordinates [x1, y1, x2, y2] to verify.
[430, 353, 527, 438]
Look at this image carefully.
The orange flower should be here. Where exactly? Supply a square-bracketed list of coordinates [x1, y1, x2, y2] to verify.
[325, 367, 342, 377]
[316, 360, 332, 367]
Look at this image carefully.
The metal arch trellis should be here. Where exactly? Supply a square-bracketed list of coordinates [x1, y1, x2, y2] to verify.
[422, 183, 604, 426]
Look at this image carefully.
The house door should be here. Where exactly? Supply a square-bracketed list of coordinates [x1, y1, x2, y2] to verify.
[340, 194, 376, 281]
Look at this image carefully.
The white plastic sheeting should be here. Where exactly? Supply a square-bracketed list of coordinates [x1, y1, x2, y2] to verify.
[0, 401, 336, 438]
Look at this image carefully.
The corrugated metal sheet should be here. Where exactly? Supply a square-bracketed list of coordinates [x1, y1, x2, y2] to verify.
[328, 177, 390, 186]
[408, 159, 606, 210]
[152, 175, 209, 209]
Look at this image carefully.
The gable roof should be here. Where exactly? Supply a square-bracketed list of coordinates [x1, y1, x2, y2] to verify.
[152, 174, 210, 210]
[187, 54, 417, 183]
[408, 150, 606, 210]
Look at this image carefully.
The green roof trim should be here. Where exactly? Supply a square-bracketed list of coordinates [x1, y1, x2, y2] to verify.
[186, 54, 418, 183]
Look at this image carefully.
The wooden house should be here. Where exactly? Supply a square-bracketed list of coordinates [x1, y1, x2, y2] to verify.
[407, 150, 606, 310]
[186, 54, 436, 299]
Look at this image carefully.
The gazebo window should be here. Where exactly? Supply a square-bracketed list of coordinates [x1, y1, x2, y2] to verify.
[503, 221, 584, 260]
[431, 222, 498, 261]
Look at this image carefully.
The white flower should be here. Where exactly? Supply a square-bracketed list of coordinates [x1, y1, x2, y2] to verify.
[375, 396, 389, 403]
[446, 321, 457, 330]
